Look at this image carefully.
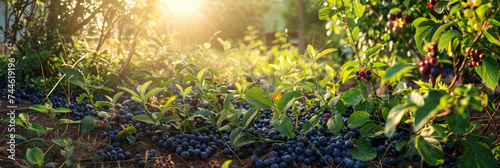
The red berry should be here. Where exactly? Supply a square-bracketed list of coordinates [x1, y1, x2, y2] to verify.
[100, 121, 105, 127]
[365, 75, 372, 81]
[324, 113, 330, 119]
[428, 57, 438, 66]
[323, 118, 329, 123]
[393, 26, 401, 34]
[475, 49, 482, 55]
[395, 11, 402, 19]
[359, 70, 365, 77]
[428, 2, 435, 9]
[365, 70, 372, 76]
[468, 62, 474, 68]
[420, 66, 431, 76]
[478, 61, 483, 66]
[388, 14, 396, 21]
[355, 76, 362, 80]
[387, 21, 394, 29]
[404, 15, 413, 23]
[388, 91, 393, 95]
[387, 85, 393, 90]
[472, 53, 480, 62]
[418, 61, 425, 66]
[479, 54, 485, 60]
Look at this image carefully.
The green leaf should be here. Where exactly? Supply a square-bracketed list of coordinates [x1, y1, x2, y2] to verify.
[29, 104, 48, 113]
[328, 96, 346, 114]
[306, 44, 316, 59]
[132, 114, 155, 124]
[145, 88, 164, 100]
[5, 134, 27, 140]
[224, 94, 233, 113]
[365, 45, 384, 59]
[112, 92, 124, 103]
[459, 142, 497, 168]
[475, 56, 499, 90]
[353, 0, 365, 18]
[29, 123, 45, 136]
[276, 91, 301, 112]
[352, 26, 359, 41]
[347, 111, 370, 128]
[272, 115, 295, 138]
[327, 113, 343, 136]
[245, 87, 273, 109]
[433, 1, 448, 14]
[342, 88, 364, 106]
[194, 110, 216, 119]
[77, 93, 87, 103]
[476, 3, 492, 17]
[197, 68, 207, 84]
[95, 101, 114, 108]
[118, 87, 139, 98]
[302, 115, 321, 132]
[5, 117, 23, 126]
[360, 123, 384, 137]
[126, 134, 136, 144]
[137, 81, 153, 98]
[59, 67, 84, 87]
[429, 123, 451, 141]
[438, 30, 459, 51]
[52, 138, 66, 147]
[316, 48, 337, 61]
[483, 30, 500, 46]
[358, 80, 368, 100]
[182, 74, 197, 84]
[414, 90, 447, 132]
[241, 108, 258, 127]
[447, 106, 470, 134]
[26, 147, 44, 166]
[385, 104, 409, 138]
[414, 18, 439, 55]
[415, 136, 444, 166]
[19, 113, 29, 124]
[382, 63, 418, 82]
[54, 107, 70, 113]
[81, 116, 98, 135]
[349, 139, 376, 161]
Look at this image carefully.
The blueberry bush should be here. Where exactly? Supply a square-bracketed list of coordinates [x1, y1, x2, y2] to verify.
[1, 0, 500, 168]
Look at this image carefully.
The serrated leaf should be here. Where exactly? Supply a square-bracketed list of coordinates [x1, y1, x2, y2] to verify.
[349, 139, 376, 161]
[303, 115, 321, 132]
[81, 116, 98, 135]
[438, 30, 459, 51]
[475, 56, 499, 90]
[365, 45, 384, 59]
[348, 111, 370, 128]
[415, 136, 444, 166]
[327, 113, 343, 136]
[132, 114, 155, 124]
[385, 104, 409, 138]
[360, 123, 384, 137]
[447, 106, 470, 134]
[414, 90, 446, 132]
[460, 142, 497, 168]
[342, 88, 364, 106]
[245, 87, 273, 109]
[272, 115, 295, 138]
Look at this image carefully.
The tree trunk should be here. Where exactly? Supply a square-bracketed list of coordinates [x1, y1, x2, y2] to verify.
[297, 0, 306, 55]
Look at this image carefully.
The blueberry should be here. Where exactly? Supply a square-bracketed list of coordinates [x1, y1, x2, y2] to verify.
[279, 162, 287, 168]
[345, 140, 354, 149]
[152, 136, 159, 142]
[105, 145, 114, 152]
[110, 155, 117, 161]
[305, 149, 312, 156]
[284, 155, 292, 163]
[138, 160, 146, 168]
[97, 150, 103, 155]
[255, 158, 264, 168]
[125, 152, 131, 159]
[270, 163, 279, 168]
[117, 153, 125, 160]
[135, 154, 142, 159]
[113, 142, 120, 148]
[116, 148, 123, 154]
[334, 156, 342, 164]
[181, 151, 190, 159]
[304, 157, 311, 164]
[345, 160, 355, 168]
[150, 149, 157, 155]
[194, 149, 201, 158]
[47, 165, 55, 168]
[110, 150, 117, 156]
[176, 147, 183, 155]
[201, 152, 208, 160]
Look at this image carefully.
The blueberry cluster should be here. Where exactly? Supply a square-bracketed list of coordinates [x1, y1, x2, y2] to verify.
[386, 11, 412, 34]
[155, 125, 224, 160]
[0, 83, 42, 104]
[48, 91, 99, 120]
[231, 97, 251, 110]
[134, 149, 157, 168]
[96, 142, 132, 161]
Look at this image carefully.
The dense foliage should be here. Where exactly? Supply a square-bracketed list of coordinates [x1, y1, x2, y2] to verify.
[1, 0, 500, 168]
